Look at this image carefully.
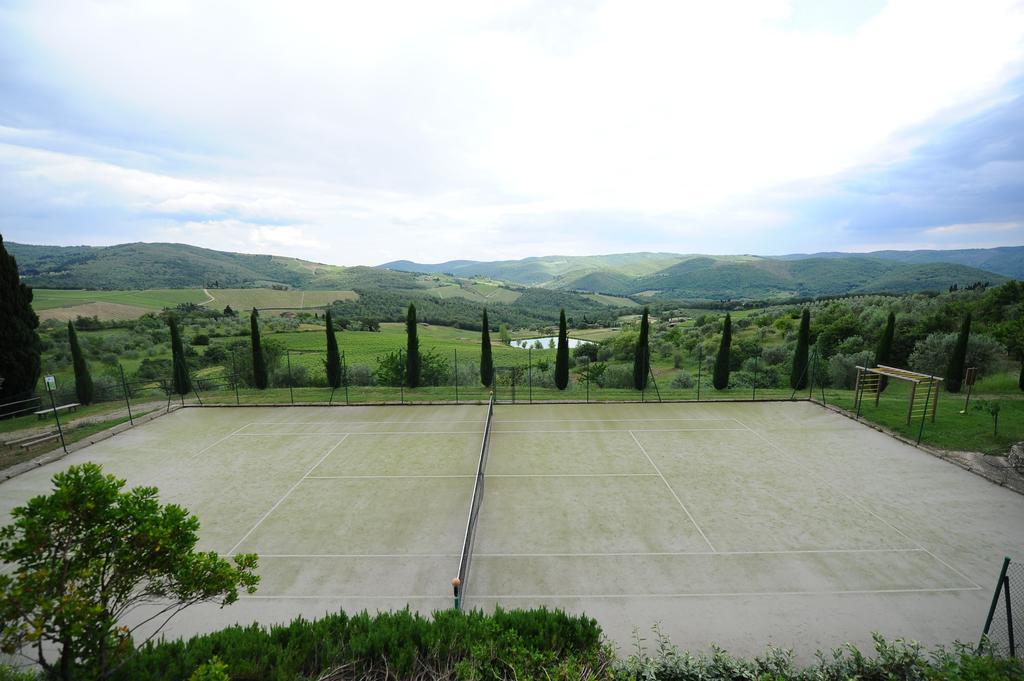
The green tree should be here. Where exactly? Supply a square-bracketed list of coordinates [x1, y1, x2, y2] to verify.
[250, 309, 268, 389]
[712, 313, 732, 390]
[0, 463, 258, 680]
[480, 309, 493, 387]
[554, 309, 570, 390]
[945, 313, 971, 393]
[0, 235, 42, 402]
[405, 303, 420, 388]
[67, 322, 95, 405]
[168, 316, 191, 396]
[633, 307, 651, 390]
[790, 308, 811, 390]
[874, 311, 896, 392]
[325, 310, 342, 389]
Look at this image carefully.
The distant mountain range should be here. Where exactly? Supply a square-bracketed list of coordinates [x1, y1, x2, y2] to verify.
[381, 246, 1021, 300]
[6, 240, 1020, 302]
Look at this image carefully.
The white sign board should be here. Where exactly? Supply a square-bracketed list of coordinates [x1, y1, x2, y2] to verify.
[45, 375, 56, 390]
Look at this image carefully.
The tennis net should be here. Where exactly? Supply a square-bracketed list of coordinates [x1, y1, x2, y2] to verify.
[456, 394, 494, 608]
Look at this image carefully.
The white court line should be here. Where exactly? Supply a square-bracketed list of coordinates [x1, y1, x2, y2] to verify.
[189, 422, 254, 459]
[307, 475, 475, 479]
[226, 434, 349, 555]
[728, 415, 984, 590]
[227, 428, 747, 436]
[239, 586, 981, 601]
[306, 473, 660, 480]
[246, 419, 487, 425]
[630, 431, 716, 553]
[491, 418, 736, 423]
[221, 547, 924, 558]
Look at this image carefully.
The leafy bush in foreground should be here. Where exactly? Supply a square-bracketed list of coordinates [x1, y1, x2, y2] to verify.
[615, 628, 1024, 681]
[111, 607, 608, 681]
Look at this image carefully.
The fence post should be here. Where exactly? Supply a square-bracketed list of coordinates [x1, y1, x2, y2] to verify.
[342, 351, 350, 405]
[528, 348, 533, 404]
[696, 347, 702, 401]
[648, 365, 662, 402]
[454, 349, 459, 404]
[284, 350, 292, 404]
[119, 364, 134, 425]
[46, 382, 68, 453]
[586, 356, 590, 403]
[752, 355, 758, 401]
[980, 557, 1012, 649]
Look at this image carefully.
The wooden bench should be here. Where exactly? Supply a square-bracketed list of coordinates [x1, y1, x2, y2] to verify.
[18, 432, 60, 449]
[34, 403, 80, 419]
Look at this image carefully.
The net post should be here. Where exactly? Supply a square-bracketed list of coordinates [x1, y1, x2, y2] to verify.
[981, 557, 1012, 648]
[119, 364, 134, 425]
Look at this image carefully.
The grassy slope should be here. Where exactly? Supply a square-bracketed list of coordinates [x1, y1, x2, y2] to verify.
[32, 289, 207, 311]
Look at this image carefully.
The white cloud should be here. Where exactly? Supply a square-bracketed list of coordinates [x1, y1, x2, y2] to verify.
[1, 0, 1023, 261]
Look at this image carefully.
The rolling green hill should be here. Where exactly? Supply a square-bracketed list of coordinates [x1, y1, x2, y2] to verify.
[5, 242, 420, 290]
[553, 256, 1008, 300]
[777, 246, 1024, 279]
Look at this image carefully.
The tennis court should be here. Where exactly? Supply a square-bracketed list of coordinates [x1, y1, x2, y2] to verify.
[1, 400, 1022, 658]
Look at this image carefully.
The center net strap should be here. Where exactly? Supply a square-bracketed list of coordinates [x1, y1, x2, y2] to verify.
[456, 395, 494, 608]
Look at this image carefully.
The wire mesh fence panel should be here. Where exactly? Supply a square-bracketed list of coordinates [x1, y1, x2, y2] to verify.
[981, 557, 1021, 658]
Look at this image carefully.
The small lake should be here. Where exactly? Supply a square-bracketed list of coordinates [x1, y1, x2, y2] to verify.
[510, 336, 595, 350]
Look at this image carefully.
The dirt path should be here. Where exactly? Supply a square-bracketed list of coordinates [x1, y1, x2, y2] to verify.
[200, 288, 216, 306]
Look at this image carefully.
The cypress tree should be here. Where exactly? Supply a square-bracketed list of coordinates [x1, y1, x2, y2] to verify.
[480, 309, 493, 387]
[712, 313, 732, 390]
[790, 308, 811, 390]
[168, 315, 191, 396]
[874, 311, 896, 392]
[945, 313, 971, 393]
[67, 321, 94, 405]
[633, 307, 651, 390]
[554, 309, 569, 390]
[0, 235, 42, 402]
[325, 309, 342, 389]
[405, 303, 420, 388]
[250, 308, 268, 389]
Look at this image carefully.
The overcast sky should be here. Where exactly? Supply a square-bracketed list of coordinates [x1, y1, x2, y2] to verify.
[1, 0, 1023, 265]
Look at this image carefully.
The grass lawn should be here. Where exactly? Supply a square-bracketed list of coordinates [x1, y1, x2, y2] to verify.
[823, 378, 1023, 455]
[31, 289, 208, 311]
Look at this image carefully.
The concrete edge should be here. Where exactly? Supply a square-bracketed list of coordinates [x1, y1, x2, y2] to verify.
[1, 405, 183, 483]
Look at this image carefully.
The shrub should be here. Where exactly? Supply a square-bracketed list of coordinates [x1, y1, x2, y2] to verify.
[112, 607, 606, 681]
[909, 331, 1002, 379]
[345, 363, 374, 386]
[599, 364, 634, 389]
[670, 372, 694, 389]
[828, 351, 875, 389]
[191, 334, 210, 346]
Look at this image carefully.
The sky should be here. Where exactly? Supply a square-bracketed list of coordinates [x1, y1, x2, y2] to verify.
[1, 0, 1023, 266]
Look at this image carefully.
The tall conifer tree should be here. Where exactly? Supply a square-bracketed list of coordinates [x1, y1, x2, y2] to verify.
[168, 316, 191, 396]
[405, 303, 420, 388]
[790, 309, 811, 390]
[67, 321, 94, 405]
[712, 313, 732, 390]
[325, 310, 342, 389]
[875, 311, 896, 392]
[554, 309, 570, 390]
[633, 307, 651, 390]
[250, 308, 268, 389]
[480, 309, 493, 387]
[0, 235, 41, 401]
[945, 313, 971, 393]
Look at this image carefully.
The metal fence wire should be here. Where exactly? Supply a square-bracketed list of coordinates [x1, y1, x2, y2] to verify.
[981, 556, 1021, 658]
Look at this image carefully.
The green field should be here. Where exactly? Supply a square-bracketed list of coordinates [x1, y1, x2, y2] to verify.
[202, 288, 358, 313]
[33, 289, 207, 311]
[247, 323, 558, 369]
